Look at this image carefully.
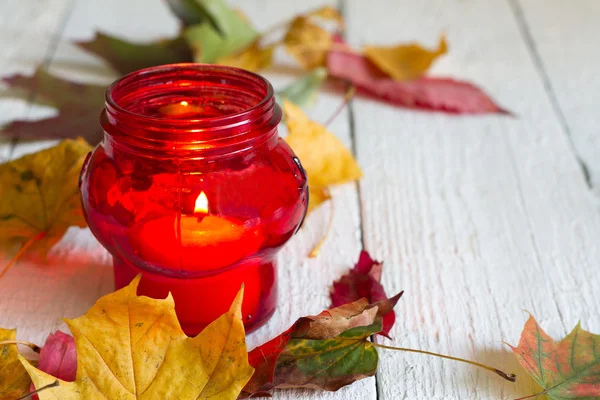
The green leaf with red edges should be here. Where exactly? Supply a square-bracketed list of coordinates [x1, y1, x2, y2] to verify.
[274, 322, 380, 391]
[241, 296, 401, 397]
[1, 68, 105, 144]
[76, 32, 193, 75]
[509, 315, 600, 399]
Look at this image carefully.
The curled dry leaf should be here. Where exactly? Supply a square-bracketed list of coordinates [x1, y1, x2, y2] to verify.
[1, 68, 105, 144]
[327, 43, 510, 114]
[0, 139, 92, 271]
[331, 251, 401, 337]
[217, 42, 274, 72]
[241, 297, 401, 397]
[76, 32, 193, 75]
[283, 100, 362, 213]
[0, 328, 33, 399]
[37, 331, 76, 383]
[364, 35, 448, 81]
[283, 6, 343, 69]
[509, 315, 600, 400]
[21, 276, 254, 400]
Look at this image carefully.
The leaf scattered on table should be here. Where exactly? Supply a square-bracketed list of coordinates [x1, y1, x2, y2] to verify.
[165, 0, 226, 31]
[282, 7, 343, 70]
[241, 297, 401, 397]
[327, 45, 510, 114]
[0, 328, 33, 399]
[184, 1, 258, 64]
[21, 276, 254, 400]
[1, 68, 106, 144]
[216, 41, 274, 72]
[364, 35, 447, 81]
[76, 32, 193, 75]
[37, 331, 76, 383]
[509, 315, 600, 400]
[283, 99, 362, 213]
[331, 251, 400, 337]
[0, 139, 92, 274]
[276, 67, 328, 106]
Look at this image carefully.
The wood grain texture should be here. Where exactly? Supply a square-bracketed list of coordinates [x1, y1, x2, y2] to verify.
[513, 0, 600, 197]
[1, 1, 372, 399]
[2, 0, 600, 399]
[345, 0, 600, 399]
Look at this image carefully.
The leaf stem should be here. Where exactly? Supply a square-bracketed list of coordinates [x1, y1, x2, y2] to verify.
[17, 380, 59, 400]
[0, 231, 46, 280]
[308, 194, 334, 258]
[323, 85, 356, 128]
[0, 340, 41, 353]
[372, 343, 516, 382]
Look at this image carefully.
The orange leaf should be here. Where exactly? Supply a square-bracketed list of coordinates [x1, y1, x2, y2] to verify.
[364, 35, 448, 81]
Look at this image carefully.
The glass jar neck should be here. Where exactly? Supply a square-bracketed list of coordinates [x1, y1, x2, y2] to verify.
[101, 63, 281, 159]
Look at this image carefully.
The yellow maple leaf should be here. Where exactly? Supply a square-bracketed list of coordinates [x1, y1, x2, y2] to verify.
[364, 35, 448, 81]
[217, 42, 274, 72]
[21, 276, 254, 400]
[0, 328, 33, 399]
[283, 100, 362, 212]
[283, 7, 343, 70]
[0, 139, 92, 267]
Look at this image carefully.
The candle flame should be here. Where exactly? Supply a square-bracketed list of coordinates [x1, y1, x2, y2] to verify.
[180, 101, 189, 107]
[194, 191, 209, 214]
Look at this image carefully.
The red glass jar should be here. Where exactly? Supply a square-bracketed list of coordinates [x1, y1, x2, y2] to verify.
[80, 64, 308, 335]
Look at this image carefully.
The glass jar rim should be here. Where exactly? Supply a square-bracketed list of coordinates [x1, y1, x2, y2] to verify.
[105, 63, 275, 126]
[102, 63, 281, 158]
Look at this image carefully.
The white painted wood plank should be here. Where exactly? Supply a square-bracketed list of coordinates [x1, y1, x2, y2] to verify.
[2, 1, 371, 398]
[346, 0, 600, 399]
[0, 0, 71, 161]
[514, 0, 600, 197]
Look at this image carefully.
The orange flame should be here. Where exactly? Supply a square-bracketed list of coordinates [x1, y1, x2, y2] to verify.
[194, 191, 209, 214]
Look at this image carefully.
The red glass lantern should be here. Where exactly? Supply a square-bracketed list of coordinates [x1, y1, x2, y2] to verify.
[80, 64, 308, 335]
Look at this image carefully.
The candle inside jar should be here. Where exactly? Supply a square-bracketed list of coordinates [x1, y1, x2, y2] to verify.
[135, 191, 263, 271]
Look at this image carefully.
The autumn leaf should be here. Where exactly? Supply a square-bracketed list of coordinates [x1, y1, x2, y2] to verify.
[1, 68, 105, 144]
[327, 45, 510, 114]
[331, 251, 400, 338]
[21, 276, 254, 400]
[0, 139, 92, 274]
[0, 328, 34, 399]
[217, 42, 274, 72]
[509, 315, 600, 400]
[276, 67, 328, 106]
[165, 0, 226, 32]
[36, 331, 76, 383]
[241, 297, 400, 397]
[364, 35, 448, 81]
[184, 1, 258, 63]
[283, 17, 331, 69]
[283, 100, 362, 213]
[76, 32, 193, 75]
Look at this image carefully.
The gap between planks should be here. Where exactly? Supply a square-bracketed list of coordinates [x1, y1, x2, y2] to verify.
[507, 0, 593, 191]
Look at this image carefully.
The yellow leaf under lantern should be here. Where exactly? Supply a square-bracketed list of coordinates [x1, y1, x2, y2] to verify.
[364, 35, 448, 81]
[217, 42, 274, 72]
[0, 139, 92, 263]
[283, 100, 362, 212]
[21, 276, 254, 400]
[0, 328, 33, 399]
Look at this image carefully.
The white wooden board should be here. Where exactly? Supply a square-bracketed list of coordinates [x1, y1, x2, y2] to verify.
[1, 0, 599, 399]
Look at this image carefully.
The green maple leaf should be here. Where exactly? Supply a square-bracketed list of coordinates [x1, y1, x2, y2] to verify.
[509, 315, 600, 399]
